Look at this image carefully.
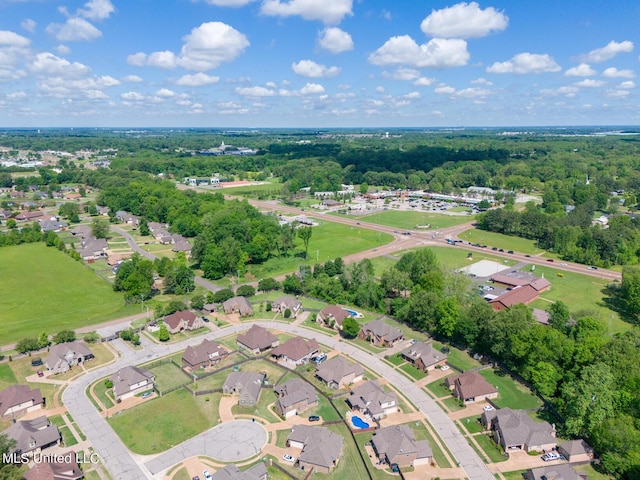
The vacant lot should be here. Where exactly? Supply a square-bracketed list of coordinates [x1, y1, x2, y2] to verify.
[244, 222, 393, 279]
[478, 369, 542, 410]
[108, 388, 217, 454]
[358, 210, 472, 230]
[0, 243, 137, 345]
[149, 362, 192, 393]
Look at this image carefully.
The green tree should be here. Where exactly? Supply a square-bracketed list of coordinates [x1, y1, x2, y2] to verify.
[547, 300, 571, 333]
[16, 337, 40, 354]
[158, 323, 170, 342]
[341, 316, 360, 338]
[139, 218, 150, 236]
[359, 182, 368, 195]
[38, 332, 50, 349]
[6, 218, 17, 229]
[283, 274, 303, 295]
[91, 218, 110, 239]
[213, 288, 234, 303]
[621, 266, 640, 322]
[236, 285, 256, 297]
[83, 331, 100, 343]
[53, 330, 76, 344]
[297, 226, 313, 259]
[0, 433, 22, 480]
[191, 293, 205, 310]
[258, 278, 279, 292]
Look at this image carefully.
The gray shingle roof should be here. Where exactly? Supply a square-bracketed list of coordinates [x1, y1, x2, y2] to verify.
[287, 425, 343, 470]
[4, 415, 60, 454]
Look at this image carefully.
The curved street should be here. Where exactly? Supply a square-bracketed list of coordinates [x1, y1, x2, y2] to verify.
[63, 320, 495, 480]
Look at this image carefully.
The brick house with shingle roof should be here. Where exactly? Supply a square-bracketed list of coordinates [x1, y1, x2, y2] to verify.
[287, 425, 343, 474]
[109, 365, 155, 401]
[23, 450, 84, 480]
[346, 380, 397, 420]
[4, 416, 60, 457]
[274, 378, 318, 418]
[0, 385, 44, 418]
[400, 342, 446, 371]
[481, 408, 557, 453]
[316, 305, 349, 329]
[371, 425, 432, 468]
[445, 371, 498, 404]
[182, 339, 229, 370]
[236, 325, 279, 355]
[315, 356, 364, 389]
[359, 319, 404, 347]
[223, 296, 254, 316]
[223, 371, 265, 406]
[271, 337, 319, 368]
[163, 310, 202, 334]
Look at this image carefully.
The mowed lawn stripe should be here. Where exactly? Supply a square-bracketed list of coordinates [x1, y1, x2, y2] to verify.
[0, 243, 136, 345]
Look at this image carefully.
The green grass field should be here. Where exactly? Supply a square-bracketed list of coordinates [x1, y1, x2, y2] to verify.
[108, 388, 216, 454]
[457, 228, 541, 255]
[244, 222, 393, 279]
[0, 243, 137, 345]
[478, 369, 542, 410]
[357, 210, 472, 230]
[220, 181, 283, 197]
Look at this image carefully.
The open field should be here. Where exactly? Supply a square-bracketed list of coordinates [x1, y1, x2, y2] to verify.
[0, 243, 137, 345]
[458, 228, 541, 254]
[149, 362, 192, 393]
[358, 210, 472, 230]
[220, 181, 282, 197]
[108, 388, 217, 454]
[529, 264, 629, 334]
[243, 222, 393, 279]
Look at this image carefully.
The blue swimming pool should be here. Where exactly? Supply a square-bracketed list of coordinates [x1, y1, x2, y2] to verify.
[351, 416, 369, 429]
[342, 308, 363, 318]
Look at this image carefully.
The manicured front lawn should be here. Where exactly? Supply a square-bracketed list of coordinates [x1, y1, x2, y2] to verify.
[385, 353, 405, 366]
[92, 378, 115, 409]
[474, 433, 508, 463]
[0, 243, 138, 345]
[424, 377, 454, 399]
[478, 369, 542, 410]
[459, 416, 484, 434]
[442, 396, 465, 412]
[399, 363, 427, 381]
[231, 389, 281, 423]
[108, 388, 214, 454]
[502, 470, 528, 480]
[432, 342, 481, 371]
[408, 422, 453, 468]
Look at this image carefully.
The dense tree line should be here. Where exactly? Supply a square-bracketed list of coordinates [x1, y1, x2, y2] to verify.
[477, 202, 640, 267]
[295, 250, 639, 478]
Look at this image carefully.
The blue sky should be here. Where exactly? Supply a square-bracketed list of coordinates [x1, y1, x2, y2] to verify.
[0, 0, 639, 128]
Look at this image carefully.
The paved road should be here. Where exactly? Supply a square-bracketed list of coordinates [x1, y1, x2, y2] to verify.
[64, 320, 494, 480]
[144, 420, 267, 476]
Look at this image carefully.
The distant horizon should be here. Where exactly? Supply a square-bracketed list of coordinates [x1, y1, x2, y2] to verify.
[1, 1, 639, 127]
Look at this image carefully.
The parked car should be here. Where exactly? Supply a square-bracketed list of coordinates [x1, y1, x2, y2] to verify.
[546, 259, 554, 262]
[440, 365, 450, 371]
[507, 250, 514, 254]
[142, 392, 153, 399]
[308, 415, 320, 422]
[282, 454, 295, 462]
[192, 476, 200, 480]
[587, 266, 598, 270]
[483, 405, 495, 412]
[542, 452, 560, 461]
[37, 370, 44, 377]
[203, 471, 213, 480]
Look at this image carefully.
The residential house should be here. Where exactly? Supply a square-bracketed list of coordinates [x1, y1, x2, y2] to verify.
[70, 224, 91, 238]
[0, 385, 44, 418]
[315, 356, 365, 389]
[171, 235, 192, 256]
[236, 325, 279, 355]
[23, 451, 84, 480]
[4, 416, 61, 457]
[400, 342, 447, 371]
[271, 337, 319, 369]
[346, 380, 397, 420]
[271, 296, 303, 318]
[115, 210, 139, 226]
[287, 425, 343, 474]
[316, 305, 349, 330]
[15, 211, 44, 222]
[110, 365, 155, 401]
[163, 310, 203, 334]
[371, 425, 433, 468]
[40, 219, 67, 232]
[222, 296, 254, 316]
[0, 209, 13, 220]
[45, 342, 93, 374]
[182, 339, 229, 370]
[359, 319, 404, 347]
[445, 371, 498, 404]
[80, 236, 108, 261]
[525, 464, 588, 480]
[210, 463, 268, 480]
[222, 371, 265, 406]
[274, 378, 318, 418]
[147, 222, 169, 239]
[558, 439, 594, 463]
[481, 408, 557, 453]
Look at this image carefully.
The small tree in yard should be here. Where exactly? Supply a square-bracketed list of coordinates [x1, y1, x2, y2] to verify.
[284, 308, 292, 319]
[53, 330, 76, 344]
[266, 303, 272, 312]
[213, 288, 234, 303]
[258, 277, 279, 292]
[341, 317, 360, 338]
[104, 379, 113, 389]
[191, 293, 205, 310]
[38, 332, 51, 349]
[158, 323, 170, 342]
[131, 333, 140, 346]
[84, 331, 100, 343]
[236, 285, 256, 297]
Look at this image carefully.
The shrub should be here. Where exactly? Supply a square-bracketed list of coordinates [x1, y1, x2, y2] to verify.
[284, 308, 291, 318]
[266, 303, 272, 312]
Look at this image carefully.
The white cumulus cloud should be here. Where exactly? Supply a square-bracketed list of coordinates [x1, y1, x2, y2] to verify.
[487, 53, 560, 74]
[602, 67, 635, 78]
[574, 79, 604, 88]
[46, 17, 102, 42]
[618, 80, 635, 89]
[606, 88, 630, 98]
[78, 0, 115, 21]
[147, 51, 177, 69]
[156, 88, 175, 97]
[122, 75, 143, 82]
[581, 40, 634, 63]
[261, 0, 353, 25]
[369, 36, 469, 69]
[404, 91, 420, 99]
[20, 19, 36, 33]
[201, 0, 256, 5]
[435, 85, 456, 94]
[387, 68, 420, 81]
[176, 73, 220, 86]
[318, 27, 353, 54]
[235, 86, 276, 96]
[414, 77, 435, 86]
[0, 30, 30, 47]
[300, 82, 325, 95]
[420, 2, 508, 39]
[28, 52, 91, 77]
[177, 22, 249, 71]
[565, 63, 595, 77]
[292, 60, 340, 78]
